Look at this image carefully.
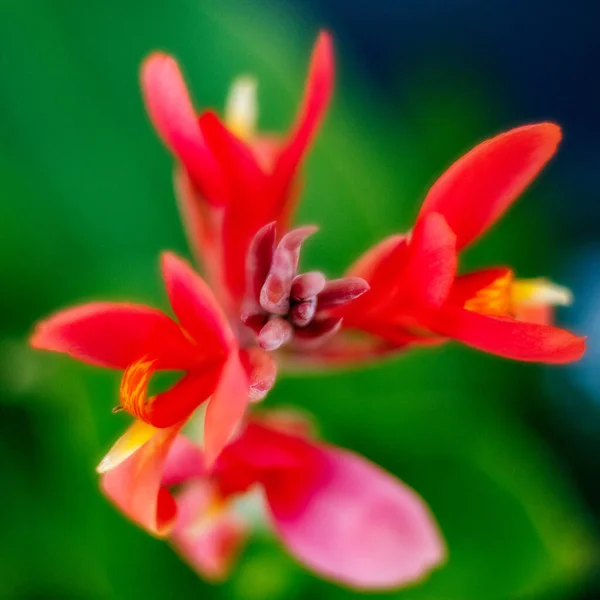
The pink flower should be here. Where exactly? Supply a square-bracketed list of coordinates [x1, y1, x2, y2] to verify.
[101, 410, 445, 589]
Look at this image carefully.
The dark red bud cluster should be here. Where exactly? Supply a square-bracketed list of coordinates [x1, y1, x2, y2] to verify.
[241, 222, 369, 351]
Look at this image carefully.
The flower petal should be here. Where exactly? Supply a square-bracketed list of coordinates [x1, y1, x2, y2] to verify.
[30, 303, 198, 369]
[418, 123, 562, 249]
[162, 436, 206, 487]
[447, 267, 512, 307]
[204, 351, 250, 468]
[161, 252, 234, 352]
[101, 422, 183, 536]
[402, 213, 457, 309]
[140, 53, 225, 205]
[171, 481, 248, 581]
[266, 443, 445, 589]
[268, 31, 334, 223]
[431, 306, 586, 363]
[148, 369, 224, 428]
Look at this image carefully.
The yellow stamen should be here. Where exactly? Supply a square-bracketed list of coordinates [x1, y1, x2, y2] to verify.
[118, 356, 157, 423]
[224, 76, 258, 141]
[464, 271, 513, 316]
[511, 278, 573, 307]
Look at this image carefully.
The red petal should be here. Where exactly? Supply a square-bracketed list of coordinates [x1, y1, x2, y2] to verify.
[204, 351, 250, 468]
[418, 123, 562, 249]
[148, 369, 224, 428]
[30, 303, 198, 370]
[447, 267, 512, 307]
[161, 252, 234, 354]
[140, 53, 225, 205]
[400, 213, 457, 309]
[199, 112, 269, 305]
[268, 31, 334, 224]
[266, 442, 445, 589]
[101, 423, 182, 536]
[431, 306, 585, 363]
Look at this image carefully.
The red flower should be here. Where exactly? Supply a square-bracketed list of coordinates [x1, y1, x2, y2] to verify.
[333, 124, 585, 363]
[101, 409, 446, 589]
[30, 253, 274, 466]
[141, 31, 334, 314]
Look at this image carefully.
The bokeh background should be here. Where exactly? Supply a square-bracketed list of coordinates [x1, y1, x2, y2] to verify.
[1, 0, 599, 598]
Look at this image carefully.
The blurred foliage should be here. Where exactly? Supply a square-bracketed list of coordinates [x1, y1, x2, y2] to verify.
[0, 0, 597, 599]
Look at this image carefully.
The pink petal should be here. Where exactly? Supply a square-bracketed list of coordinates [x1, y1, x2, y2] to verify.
[266, 443, 445, 589]
[101, 423, 183, 536]
[162, 435, 206, 487]
[140, 53, 225, 205]
[204, 351, 250, 468]
[431, 306, 586, 363]
[30, 303, 198, 370]
[161, 252, 234, 353]
[418, 123, 562, 249]
[171, 481, 248, 581]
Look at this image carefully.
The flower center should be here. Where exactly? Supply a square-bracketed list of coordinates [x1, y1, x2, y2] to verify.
[240, 223, 370, 351]
[464, 271, 572, 318]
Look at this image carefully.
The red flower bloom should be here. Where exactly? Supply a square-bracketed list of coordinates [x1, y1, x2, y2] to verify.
[101, 409, 445, 589]
[334, 123, 585, 363]
[30, 253, 273, 466]
[141, 31, 334, 314]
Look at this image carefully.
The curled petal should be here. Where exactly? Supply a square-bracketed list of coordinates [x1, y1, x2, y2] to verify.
[97, 420, 158, 474]
[418, 123, 562, 249]
[260, 226, 318, 315]
[258, 317, 294, 351]
[161, 252, 234, 353]
[140, 53, 225, 205]
[430, 306, 586, 363]
[30, 303, 198, 370]
[240, 347, 277, 402]
[101, 423, 183, 536]
[204, 351, 250, 468]
[171, 481, 248, 581]
[242, 221, 277, 314]
[316, 277, 370, 311]
[291, 271, 327, 301]
[266, 443, 445, 589]
[290, 298, 317, 328]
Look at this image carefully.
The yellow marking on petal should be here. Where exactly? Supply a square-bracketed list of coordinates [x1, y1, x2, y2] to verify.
[511, 278, 573, 307]
[118, 356, 157, 423]
[96, 419, 158, 473]
[225, 76, 257, 141]
[464, 271, 513, 316]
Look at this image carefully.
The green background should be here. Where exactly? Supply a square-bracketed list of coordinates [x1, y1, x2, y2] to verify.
[0, 1, 597, 598]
